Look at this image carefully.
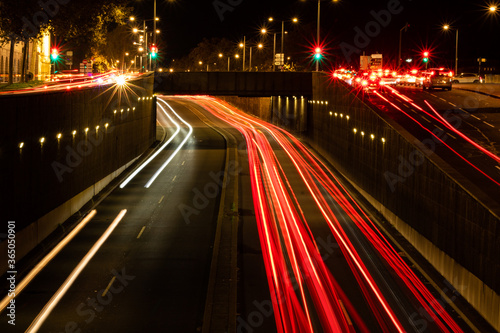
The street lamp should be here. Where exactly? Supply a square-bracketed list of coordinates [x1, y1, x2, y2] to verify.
[443, 24, 458, 75]
[398, 23, 409, 68]
[267, 16, 298, 71]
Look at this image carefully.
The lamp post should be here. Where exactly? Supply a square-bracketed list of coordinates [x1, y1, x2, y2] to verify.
[398, 22, 409, 68]
[267, 17, 298, 71]
[239, 37, 246, 71]
[443, 24, 458, 75]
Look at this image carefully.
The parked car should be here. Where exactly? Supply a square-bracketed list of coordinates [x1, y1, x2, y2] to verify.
[452, 73, 483, 84]
[422, 68, 453, 91]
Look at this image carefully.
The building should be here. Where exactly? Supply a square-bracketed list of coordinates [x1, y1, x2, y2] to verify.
[0, 31, 51, 83]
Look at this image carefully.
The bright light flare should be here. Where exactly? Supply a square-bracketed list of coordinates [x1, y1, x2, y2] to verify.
[115, 75, 127, 86]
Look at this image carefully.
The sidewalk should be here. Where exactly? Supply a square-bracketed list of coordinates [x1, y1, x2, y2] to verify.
[453, 83, 500, 99]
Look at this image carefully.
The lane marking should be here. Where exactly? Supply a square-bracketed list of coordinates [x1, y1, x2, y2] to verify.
[102, 276, 116, 297]
[430, 94, 437, 97]
[449, 102, 457, 107]
[172, 176, 177, 182]
[0, 210, 97, 313]
[182, 161, 186, 166]
[421, 116, 431, 123]
[496, 166, 500, 171]
[435, 126, 444, 132]
[27, 210, 127, 332]
[338, 299, 353, 326]
[137, 226, 146, 239]
[484, 121, 495, 128]
[158, 195, 164, 204]
[447, 133, 457, 140]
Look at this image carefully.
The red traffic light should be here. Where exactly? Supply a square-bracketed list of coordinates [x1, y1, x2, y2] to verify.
[423, 51, 429, 57]
[51, 47, 59, 61]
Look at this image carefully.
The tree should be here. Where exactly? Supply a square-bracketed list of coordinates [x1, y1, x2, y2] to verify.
[0, 0, 42, 83]
[49, 0, 132, 68]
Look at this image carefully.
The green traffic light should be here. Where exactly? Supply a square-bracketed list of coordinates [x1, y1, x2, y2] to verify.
[151, 52, 157, 58]
[423, 57, 429, 63]
[51, 48, 59, 61]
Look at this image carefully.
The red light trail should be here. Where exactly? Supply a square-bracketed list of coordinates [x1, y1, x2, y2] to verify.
[180, 96, 464, 332]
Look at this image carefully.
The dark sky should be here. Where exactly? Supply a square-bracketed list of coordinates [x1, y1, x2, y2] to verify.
[134, 0, 500, 70]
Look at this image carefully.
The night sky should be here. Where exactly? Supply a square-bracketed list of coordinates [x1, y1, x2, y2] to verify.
[134, 0, 500, 70]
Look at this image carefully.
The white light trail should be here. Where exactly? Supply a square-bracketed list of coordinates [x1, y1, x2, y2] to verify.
[144, 99, 193, 188]
[26, 209, 127, 333]
[119, 100, 181, 188]
[0, 210, 97, 313]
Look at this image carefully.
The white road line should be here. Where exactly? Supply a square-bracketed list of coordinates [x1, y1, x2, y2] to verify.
[449, 102, 457, 107]
[137, 226, 146, 239]
[27, 210, 127, 333]
[172, 176, 177, 182]
[496, 166, 500, 171]
[439, 98, 447, 102]
[430, 94, 437, 97]
[472, 115, 481, 120]
[484, 121, 495, 128]
[0, 210, 97, 313]
[158, 195, 164, 204]
[102, 276, 116, 297]
[421, 116, 431, 123]
[447, 133, 457, 140]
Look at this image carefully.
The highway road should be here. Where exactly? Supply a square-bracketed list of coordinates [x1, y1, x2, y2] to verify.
[0, 95, 495, 332]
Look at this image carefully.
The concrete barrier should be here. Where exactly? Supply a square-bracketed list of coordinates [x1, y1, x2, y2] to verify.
[0, 76, 156, 275]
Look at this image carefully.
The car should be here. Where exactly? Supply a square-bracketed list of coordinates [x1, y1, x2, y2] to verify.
[422, 68, 453, 91]
[452, 73, 483, 84]
[353, 72, 381, 92]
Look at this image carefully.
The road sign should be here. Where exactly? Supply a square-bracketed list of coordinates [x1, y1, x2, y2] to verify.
[275, 53, 284, 66]
[82, 59, 88, 64]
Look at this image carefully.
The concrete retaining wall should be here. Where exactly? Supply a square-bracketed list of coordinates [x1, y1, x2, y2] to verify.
[0, 76, 156, 274]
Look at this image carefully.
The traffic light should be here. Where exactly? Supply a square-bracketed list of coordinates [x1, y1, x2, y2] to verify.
[150, 44, 158, 58]
[422, 51, 429, 63]
[51, 47, 59, 61]
[314, 47, 323, 60]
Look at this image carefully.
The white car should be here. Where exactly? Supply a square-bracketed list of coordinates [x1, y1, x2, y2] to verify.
[452, 73, 483, 84]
